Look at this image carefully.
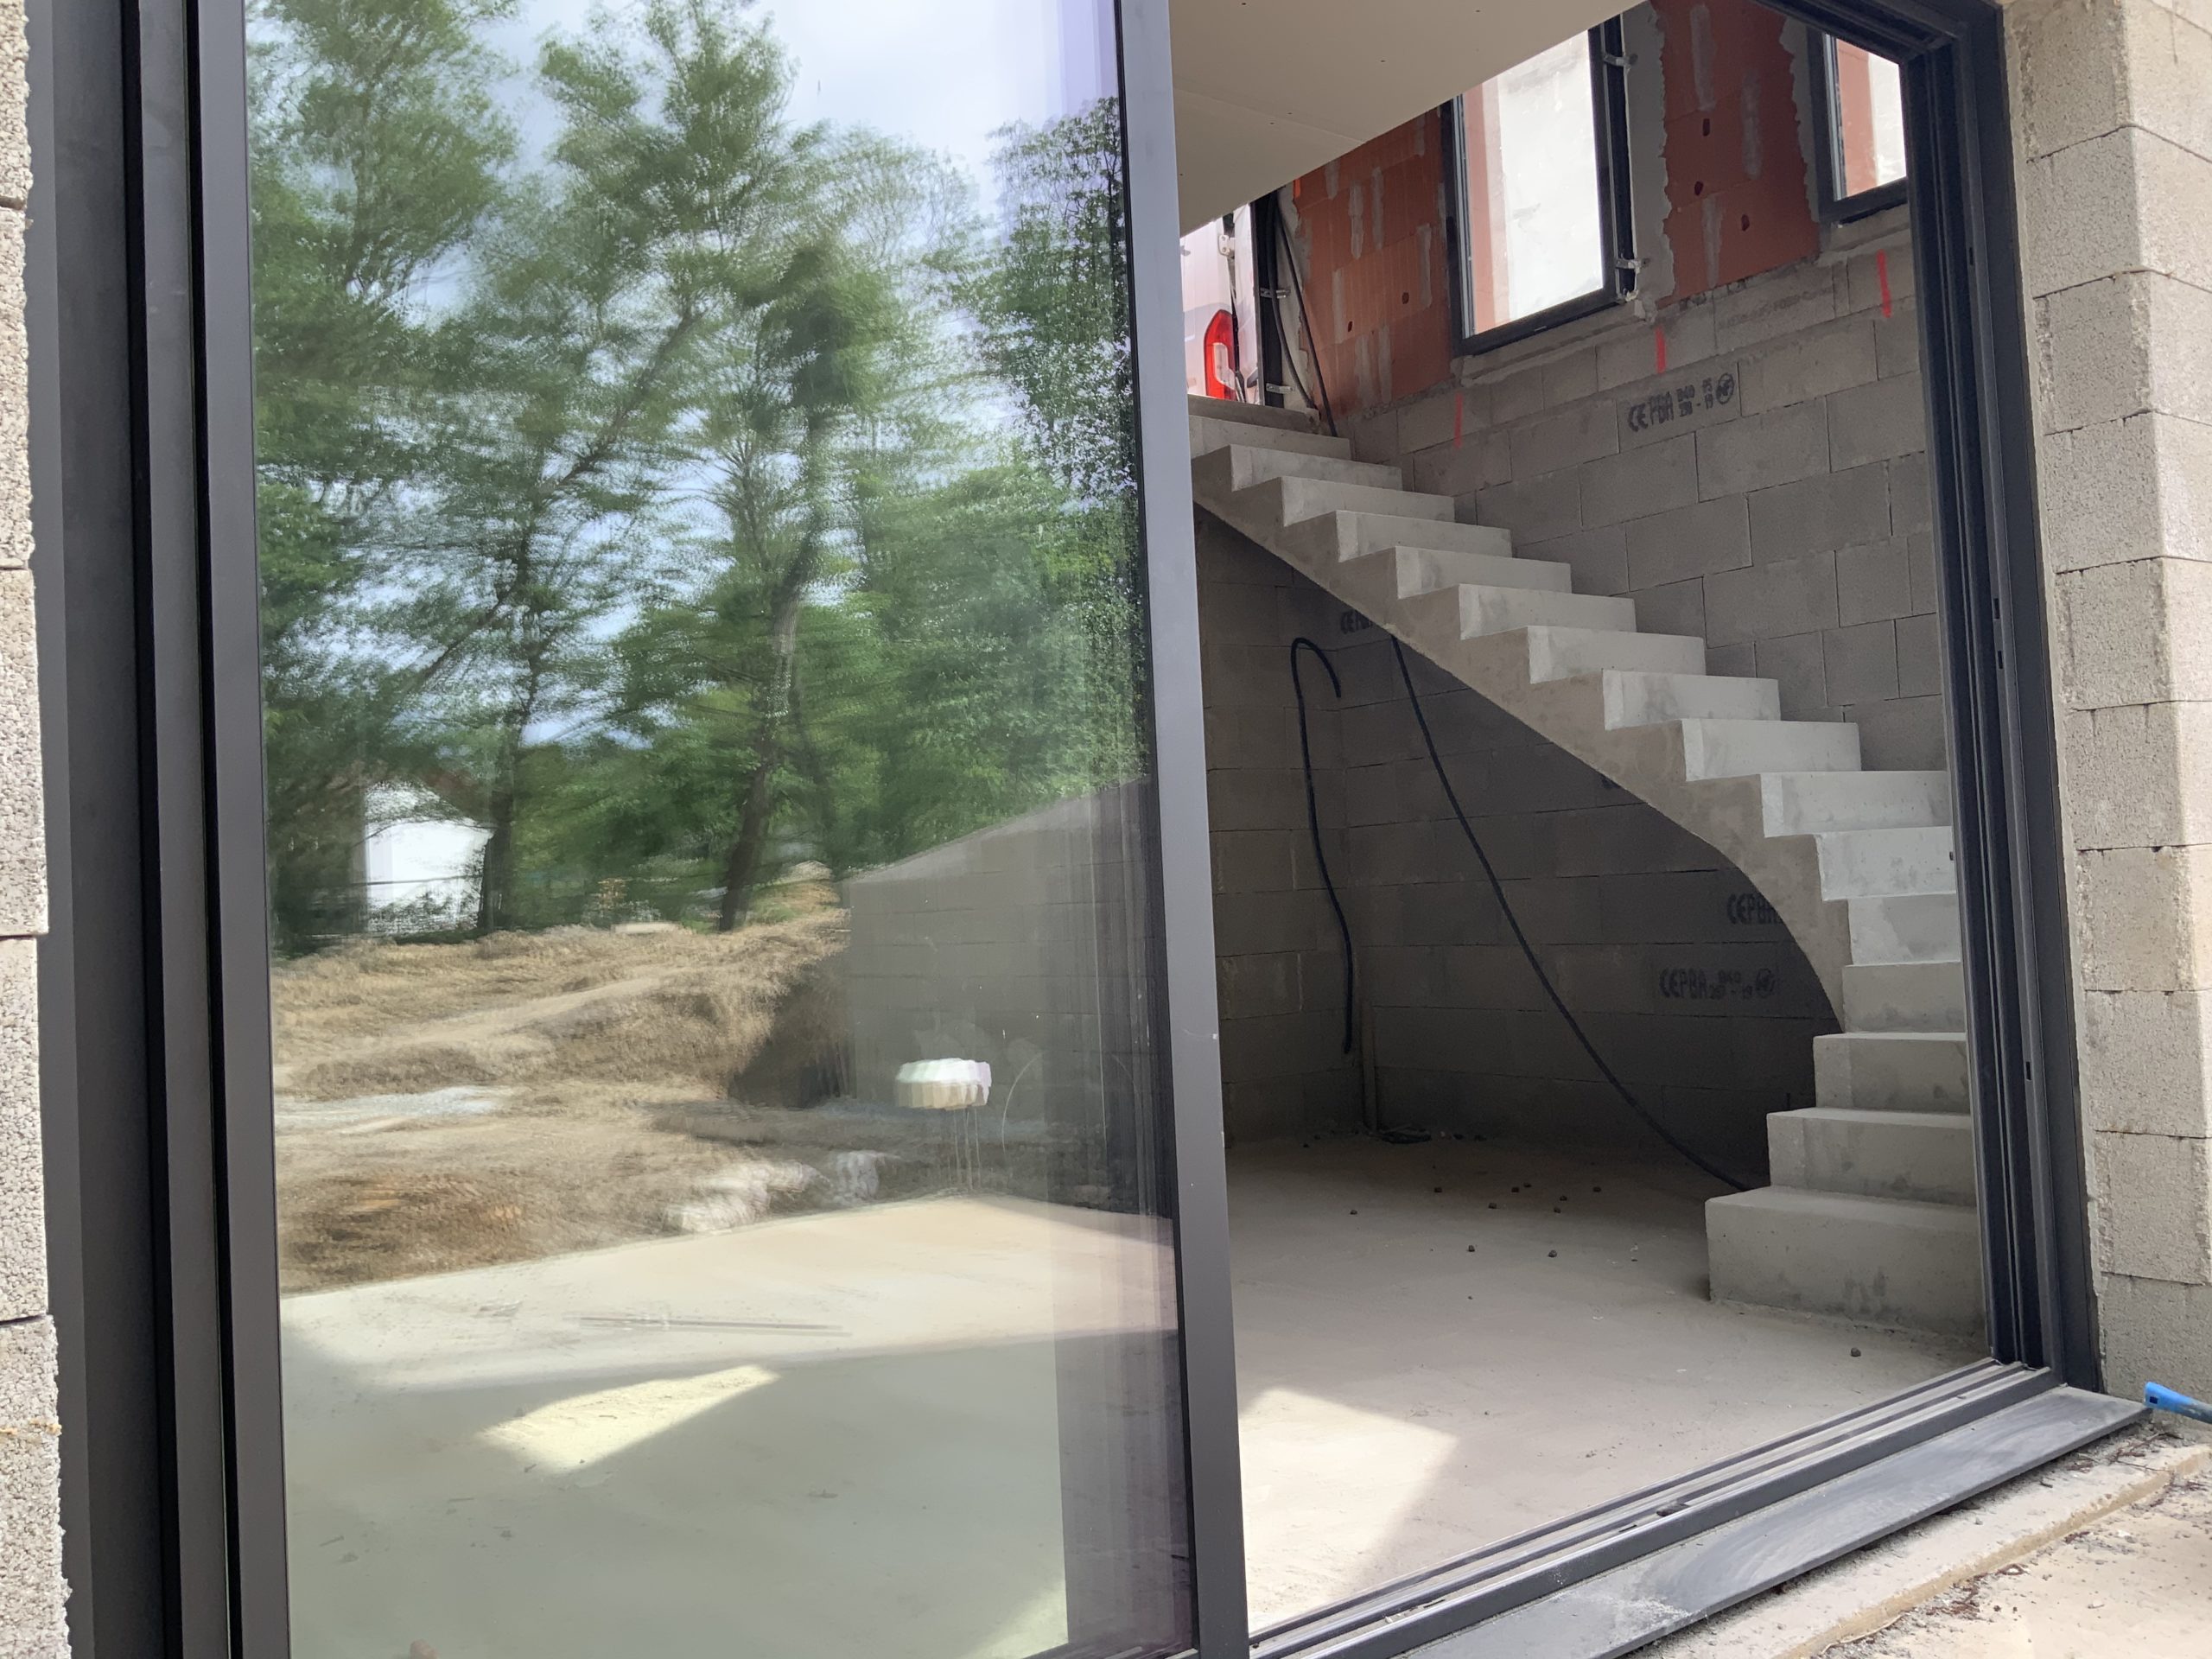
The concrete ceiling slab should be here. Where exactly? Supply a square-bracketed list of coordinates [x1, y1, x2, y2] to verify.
[1172, 0, 1630, 232]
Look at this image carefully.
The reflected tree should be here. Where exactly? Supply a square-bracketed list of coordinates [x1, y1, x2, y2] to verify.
[250, 0, 517, 948]
[250, 0, 1152, 949]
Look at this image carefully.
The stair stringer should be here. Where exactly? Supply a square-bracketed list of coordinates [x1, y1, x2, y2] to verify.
[1195, 484, 1859, 1019]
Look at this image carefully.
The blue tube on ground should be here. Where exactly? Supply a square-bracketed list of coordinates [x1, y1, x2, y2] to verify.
[2144, 1382, 2212, 1424]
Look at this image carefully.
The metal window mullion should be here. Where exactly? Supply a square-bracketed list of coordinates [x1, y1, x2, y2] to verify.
[194, 0, 295, 1649]
[1899, 19, 2099, 1387]
[1116, 1, 1251, 1653]
[131, 0, 238, 1649]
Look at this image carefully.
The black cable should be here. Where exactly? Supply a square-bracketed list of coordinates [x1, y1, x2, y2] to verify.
[1289, 637, 1357, 1054]
[1389, 637, 1751, 1192]
[1271, 210, 1338, 439]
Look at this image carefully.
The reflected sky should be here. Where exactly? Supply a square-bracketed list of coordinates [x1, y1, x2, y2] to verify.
[481, 0, 1111, 211]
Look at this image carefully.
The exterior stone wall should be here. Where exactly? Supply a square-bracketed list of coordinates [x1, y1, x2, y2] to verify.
[2011, 0, 2212, 1397]
[0, 0, 60, 1647]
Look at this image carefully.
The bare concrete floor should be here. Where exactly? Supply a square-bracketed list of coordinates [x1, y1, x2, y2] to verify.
[1230, 1135, 1980, 1632]
[278, 1139, 1978, 1657]
[282, 1195, 1184, 1659]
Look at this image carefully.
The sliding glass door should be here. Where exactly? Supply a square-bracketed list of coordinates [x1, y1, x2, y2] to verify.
[243, 2, 1197, 1652]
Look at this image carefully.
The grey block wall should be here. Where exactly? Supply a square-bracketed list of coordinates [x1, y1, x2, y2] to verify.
[842, 782, 1162, 1153]
[1196, 520, 1831, 1172]
[0, 0, 61, 1647]
[1197, 515, 1364, 1143]
[1331, 619, 1830, 1178]
[1351, 217, 1946, 773]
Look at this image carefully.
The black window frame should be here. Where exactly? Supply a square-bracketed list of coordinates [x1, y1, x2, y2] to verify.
[1442, 17, 1638, 357]
[1809, 28, 1913, 221]
[30, 0, 2123, 1654]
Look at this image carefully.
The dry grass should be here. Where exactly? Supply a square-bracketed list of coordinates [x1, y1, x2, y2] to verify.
[274, 890, 896, 1294]
[274, 885, 845, 1102]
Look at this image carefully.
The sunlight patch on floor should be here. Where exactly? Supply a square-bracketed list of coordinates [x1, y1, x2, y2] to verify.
[1239, 1384, 1459, 1615]
[483, 1363, 777, 1476]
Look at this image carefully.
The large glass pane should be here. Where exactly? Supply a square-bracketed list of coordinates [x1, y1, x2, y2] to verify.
[1459, 33, 1605, 335]
[247, 2, 1191, 1654]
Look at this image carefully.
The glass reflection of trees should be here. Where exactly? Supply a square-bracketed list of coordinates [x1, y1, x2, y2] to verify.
[252, 0, 1144, 954]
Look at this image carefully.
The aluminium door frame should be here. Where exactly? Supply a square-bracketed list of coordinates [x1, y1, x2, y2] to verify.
[31, 0, 1250, 1654]
[28, 1, 2100, 1658]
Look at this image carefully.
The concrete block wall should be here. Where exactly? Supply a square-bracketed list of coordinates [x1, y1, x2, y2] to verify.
[0, 0, 60, 1645]
[1346, 222, 1945, 774]
[1316, 615, 1825, 1177]
[1196, 518, 1832, 1171]
[1196, 515, 1364, 1142]
[842, 782, 1159, 1142]
[2011, 0, 2212, 1397]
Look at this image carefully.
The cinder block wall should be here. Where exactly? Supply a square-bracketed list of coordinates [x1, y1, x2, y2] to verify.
[1198, 517, 1363, 1142]
[1326, 619, 1827, 1178]
[843, 784, 1156, 1129]
[2011, 0, 2212, 1397]
[0, 0, 60, 1646]
[1344, 225, 1944, 772]
[1198, 519, 1831, 1172]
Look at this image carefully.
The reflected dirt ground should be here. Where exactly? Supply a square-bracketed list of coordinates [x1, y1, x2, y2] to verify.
[270, 883, 1048, 1294]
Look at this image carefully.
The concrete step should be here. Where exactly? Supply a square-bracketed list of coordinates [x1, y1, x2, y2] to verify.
[1281, 509, 1518, 563]
[1849, 892, 1961, 963]
[1194, 442, 1405, 495]
[1186, 393, 1318, 434]
[1456, 583, 1638, 638]
[1679, 718, 1862, 780]
[1524, 626, 1706, 682]
[1769, 1107, 1979, 1207]
[1242, 474, 1457, 526]
[1381, 545, 1572, 598]
[1754, 771, 1955, 836]
[1190, 416, 1351, 461]
[1706, 1186, 1986, 1337]
[1815, 825, 1957, 899]
[1591, 671, 1781, 728]
[1843, 959, 1967, 1032]
[1815, 1030, 1970, 1113]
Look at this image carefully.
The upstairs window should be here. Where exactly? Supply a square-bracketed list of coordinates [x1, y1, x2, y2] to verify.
[1446, 21, 1636, 353]
[1815, 35, 1910, 219]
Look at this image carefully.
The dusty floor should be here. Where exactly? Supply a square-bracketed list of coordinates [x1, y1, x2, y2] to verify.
[1820, 1469, 2212, 1657]
[1228, 1137, 1980, 1630]
[283, 1194, 1183, 1659]
[267, 915, 1993, 1653]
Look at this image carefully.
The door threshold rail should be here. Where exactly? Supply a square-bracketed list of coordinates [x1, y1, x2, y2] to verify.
[1255, 1361, 2082, 1659]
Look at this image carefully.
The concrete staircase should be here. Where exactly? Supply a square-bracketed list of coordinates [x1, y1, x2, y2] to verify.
[1188, 395, 1984, 1338]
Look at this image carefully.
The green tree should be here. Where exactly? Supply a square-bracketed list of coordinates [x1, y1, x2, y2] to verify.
[249, 0, 517, 948]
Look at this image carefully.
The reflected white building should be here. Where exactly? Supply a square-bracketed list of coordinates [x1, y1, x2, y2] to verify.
[359, 785, 487, 925]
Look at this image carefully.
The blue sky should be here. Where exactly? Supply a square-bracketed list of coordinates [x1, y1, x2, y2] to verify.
[489, 0, 1115, 208]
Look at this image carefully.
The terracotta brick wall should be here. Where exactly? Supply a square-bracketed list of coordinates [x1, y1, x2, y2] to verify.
[1654, 0, 1821, 299]
[1281, 116, 1452, 416]
[1277, 0, 1831, 419]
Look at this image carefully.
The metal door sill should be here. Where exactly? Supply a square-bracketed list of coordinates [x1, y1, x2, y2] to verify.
[1256, 1365, 2139, 1659]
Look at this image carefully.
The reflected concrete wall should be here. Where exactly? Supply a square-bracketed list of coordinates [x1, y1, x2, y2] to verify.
[843, 782, 1160, 1198]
